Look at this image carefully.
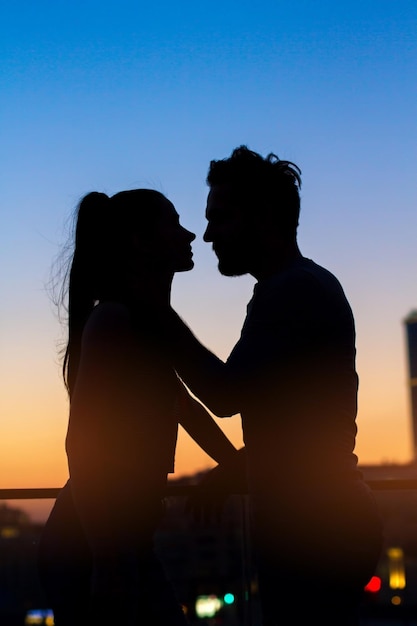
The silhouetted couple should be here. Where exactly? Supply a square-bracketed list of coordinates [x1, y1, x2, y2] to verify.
[38, 147, 383, 626]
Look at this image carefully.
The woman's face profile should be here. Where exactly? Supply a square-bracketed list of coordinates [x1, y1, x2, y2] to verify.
[137, 196, 196, 274]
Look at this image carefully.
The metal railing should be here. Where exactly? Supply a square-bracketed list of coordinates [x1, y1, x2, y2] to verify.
[2, 477, 417, 501]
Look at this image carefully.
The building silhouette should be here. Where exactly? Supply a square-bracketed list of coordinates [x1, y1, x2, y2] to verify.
[404, 310, 417, 459]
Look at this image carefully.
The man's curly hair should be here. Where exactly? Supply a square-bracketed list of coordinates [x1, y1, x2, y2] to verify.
[206, 145, 302, 238]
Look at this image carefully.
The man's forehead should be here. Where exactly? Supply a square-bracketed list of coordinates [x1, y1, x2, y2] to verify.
[206, 184, 240, 211]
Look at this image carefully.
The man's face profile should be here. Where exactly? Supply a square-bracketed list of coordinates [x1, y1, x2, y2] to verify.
[203, 184, 253, 277]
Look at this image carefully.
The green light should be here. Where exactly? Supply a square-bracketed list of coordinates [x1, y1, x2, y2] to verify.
[223, 593, 235, 605]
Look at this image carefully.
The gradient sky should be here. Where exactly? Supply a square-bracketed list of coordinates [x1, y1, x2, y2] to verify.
[1, 0, 417, 518]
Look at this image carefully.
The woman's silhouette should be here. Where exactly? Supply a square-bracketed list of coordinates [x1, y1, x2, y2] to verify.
[37, 189, 238, 625]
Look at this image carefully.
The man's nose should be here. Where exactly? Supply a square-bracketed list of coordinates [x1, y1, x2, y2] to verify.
[203, 224, 212, 242]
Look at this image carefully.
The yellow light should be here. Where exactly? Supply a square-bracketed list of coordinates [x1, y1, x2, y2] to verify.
[391, 595, 402, 605]
[387, 547, 406, 590]
[24, 615, 42, 625]
[388, 547, 403, 559]
[1, 527, 20, 539]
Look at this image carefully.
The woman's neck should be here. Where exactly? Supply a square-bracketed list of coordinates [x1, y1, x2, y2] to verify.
[130, 271, 173, 307]
[98, 272, 174, 308]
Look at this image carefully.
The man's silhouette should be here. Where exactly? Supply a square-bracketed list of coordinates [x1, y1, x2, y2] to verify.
[167, 146, 384, 626]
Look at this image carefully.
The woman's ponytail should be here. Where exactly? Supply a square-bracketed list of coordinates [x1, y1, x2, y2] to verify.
[63, 191, 111, 395]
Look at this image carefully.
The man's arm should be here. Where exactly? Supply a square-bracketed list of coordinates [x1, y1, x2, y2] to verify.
[177, 388, 239, 465]
[166, 307, 241, 417]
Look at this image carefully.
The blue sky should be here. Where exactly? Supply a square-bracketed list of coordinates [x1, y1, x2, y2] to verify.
[1, 0, 417, 498]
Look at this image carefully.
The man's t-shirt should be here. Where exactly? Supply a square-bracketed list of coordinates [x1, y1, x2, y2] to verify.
[226, 257, 361, 491]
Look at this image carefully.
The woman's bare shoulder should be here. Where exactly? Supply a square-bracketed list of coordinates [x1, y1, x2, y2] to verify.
[82, 301, 134, 346]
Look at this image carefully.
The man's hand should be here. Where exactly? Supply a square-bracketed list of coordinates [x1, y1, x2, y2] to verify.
[185, 448, 247, 524]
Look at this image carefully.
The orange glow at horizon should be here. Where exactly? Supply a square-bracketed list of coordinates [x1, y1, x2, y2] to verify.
[0, 352, 414, 488]
[0, 381, 413, 492]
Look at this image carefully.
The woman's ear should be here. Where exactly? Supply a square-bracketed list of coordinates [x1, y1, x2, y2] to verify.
[129, 232, 161, 270]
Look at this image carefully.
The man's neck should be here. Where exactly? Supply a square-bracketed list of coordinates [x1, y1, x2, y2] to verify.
[251, 242, 302, 281]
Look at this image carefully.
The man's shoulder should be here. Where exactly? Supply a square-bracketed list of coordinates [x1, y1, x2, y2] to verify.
[253, 258, 350, 317]
[258, 258, 336, 293]
[297, 258, 346, 290]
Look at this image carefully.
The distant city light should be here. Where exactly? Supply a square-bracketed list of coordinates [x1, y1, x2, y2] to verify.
[223, 592, 235, 604]
[1, 526, 20, 539]
[195, 594, 222, 618]
[364, 576, 382, 593]
[24, 609, 54, 625]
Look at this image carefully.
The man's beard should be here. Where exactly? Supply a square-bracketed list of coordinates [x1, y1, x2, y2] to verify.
[217, 256, 249, 277]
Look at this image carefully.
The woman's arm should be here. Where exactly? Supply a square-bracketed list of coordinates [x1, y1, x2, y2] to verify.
[177, 386, 239, 465]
